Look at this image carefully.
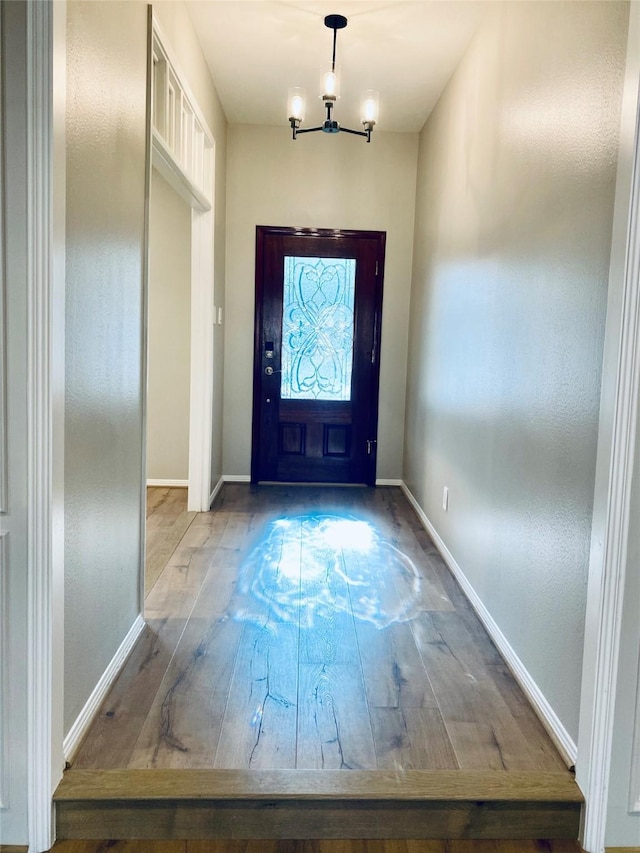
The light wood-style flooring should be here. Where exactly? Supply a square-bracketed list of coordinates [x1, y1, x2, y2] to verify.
[73, 485, 569, 774]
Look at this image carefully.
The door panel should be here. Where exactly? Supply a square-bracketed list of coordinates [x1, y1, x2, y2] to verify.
[252, 227, 385, 485]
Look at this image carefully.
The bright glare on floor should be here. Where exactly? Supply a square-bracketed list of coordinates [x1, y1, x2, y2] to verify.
[234, 514, 428, 629]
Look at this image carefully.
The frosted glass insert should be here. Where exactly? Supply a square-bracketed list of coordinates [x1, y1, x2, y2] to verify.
[281, 256, 356, 401]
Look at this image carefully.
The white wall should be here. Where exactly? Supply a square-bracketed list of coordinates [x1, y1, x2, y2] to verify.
[1, 1, 30, 841]
[153, 1, 228, 493]
[403, 0, 629, 744]
[65, 0, 148, 733]
[223, 125, 418, 481]
[147, 169, 191, 482]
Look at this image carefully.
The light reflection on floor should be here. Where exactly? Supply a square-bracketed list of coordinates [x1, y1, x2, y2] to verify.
[234, 514, 423, 629]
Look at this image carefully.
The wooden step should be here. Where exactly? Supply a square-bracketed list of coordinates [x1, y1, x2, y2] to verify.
[54, 769, 582, 840]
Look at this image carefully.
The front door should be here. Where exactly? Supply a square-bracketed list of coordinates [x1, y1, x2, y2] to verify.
[251, 226, 385, 485]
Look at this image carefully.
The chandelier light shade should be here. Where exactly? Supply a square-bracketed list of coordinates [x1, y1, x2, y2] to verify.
[287, 14, 379, 143]
[361, 90, 379, 126]
[321, 66, 340, 100]
[287, 87, 306, 123]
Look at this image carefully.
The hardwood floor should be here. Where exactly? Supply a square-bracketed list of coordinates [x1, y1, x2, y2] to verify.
[74, 485, 568, 773]
[49, 841, 585, 853]
[59, 485, 581, 840]
[145, 488, 197, 593]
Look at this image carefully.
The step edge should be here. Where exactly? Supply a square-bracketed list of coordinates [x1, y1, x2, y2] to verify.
[54, 769, 584, 803]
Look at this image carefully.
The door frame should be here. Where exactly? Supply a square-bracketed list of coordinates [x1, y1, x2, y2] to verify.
[251, 225, 385, 486]
[143, 12, 216, 517]
[577, 7, 640, 850]
[6, 1, 67, 849]
[18, 7, 640, 852]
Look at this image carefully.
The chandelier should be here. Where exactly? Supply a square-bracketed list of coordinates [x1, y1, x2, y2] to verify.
[287, 14, 379, 143]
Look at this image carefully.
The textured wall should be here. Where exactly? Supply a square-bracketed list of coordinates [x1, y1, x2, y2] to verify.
[147, 169, 191, 481]
[404, 1, 628, 740]
[223, 125, 418, 481]
[65, 0, 148, 732]
[153, 1, 228, 492]
[64, 0, 227, 733]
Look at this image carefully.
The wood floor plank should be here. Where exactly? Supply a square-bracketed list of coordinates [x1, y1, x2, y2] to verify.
[358, 495, 454, 615]
[370, 707, 458, 771]
[214, 518, 301, 769]
[299, 517, 360, 666]
[54, 768, 583, 802]
[49, 842, 585, 853]
[214, 618, 299, 768]
[128, 564, 244, 768]
[355, 621, 439, 710]
[428, 611, 503, 672]
[146, 486, 176, 516]
[297, 663, 377, 770]
[410, 612, 565, 773]
[145, 526, 222, 622]
[409, 612, 487, 724]
[73, 622, 188, 770]
[49, 843, 186, 853]
[486, 662, 568, 770]
[146, 511, 198, 593]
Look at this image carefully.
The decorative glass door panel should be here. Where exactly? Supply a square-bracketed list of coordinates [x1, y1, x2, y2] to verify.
[252, 228, 385, 485]
[281, 256, 356, 402]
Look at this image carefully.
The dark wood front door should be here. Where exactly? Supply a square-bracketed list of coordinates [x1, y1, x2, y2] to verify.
[251, 226, 385, 485]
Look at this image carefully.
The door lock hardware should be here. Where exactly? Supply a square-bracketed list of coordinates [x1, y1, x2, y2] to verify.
[265, 366, 281, 376]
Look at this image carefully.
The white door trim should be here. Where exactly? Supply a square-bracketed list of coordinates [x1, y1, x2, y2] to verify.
[147, 13, 216, 514]
[25, 1, 66, 850]
[577, 8, 640, 852]
[187, 206, 215, 511]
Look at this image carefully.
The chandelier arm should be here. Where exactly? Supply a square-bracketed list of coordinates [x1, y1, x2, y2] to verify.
[296, 126, 324, 135]
[340, 126, 371, 141]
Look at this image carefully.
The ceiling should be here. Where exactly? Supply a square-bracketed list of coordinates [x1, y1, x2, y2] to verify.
[186, 1, 489, 134]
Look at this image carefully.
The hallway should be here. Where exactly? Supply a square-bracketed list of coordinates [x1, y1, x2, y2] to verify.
[72, 486, 570, 774]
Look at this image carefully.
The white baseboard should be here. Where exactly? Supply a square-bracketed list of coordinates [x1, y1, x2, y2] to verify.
[146, 479, 188, 488]
[223, 475, 403, 487]
[63, 613, 145, 763]
[400, 481, 578, 768]
[209, 475, 224, 508]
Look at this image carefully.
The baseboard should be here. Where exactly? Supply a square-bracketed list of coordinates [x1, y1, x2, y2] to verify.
[209, 475, 224, 508]
[146, 479, 188, 488]
[604, 847, 640, 853]
[63, 614, 145, 764]
[222, 475, 403, 487]
[400, 481, 578, 768]
[606, 849, 640, 852]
